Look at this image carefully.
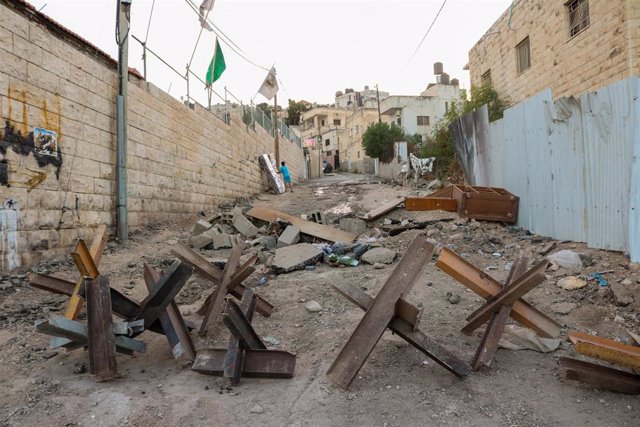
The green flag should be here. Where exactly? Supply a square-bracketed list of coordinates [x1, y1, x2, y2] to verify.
[206, 39, 226, 86]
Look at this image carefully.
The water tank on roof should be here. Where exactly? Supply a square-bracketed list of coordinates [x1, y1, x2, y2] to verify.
[434, 62, 443, 75]
[345, 88, 354, 94]
[437, 73, 450, 85]
[335, 91, 344, 97]
[451, 78, 459, 86]
[364, 85, 369, 91]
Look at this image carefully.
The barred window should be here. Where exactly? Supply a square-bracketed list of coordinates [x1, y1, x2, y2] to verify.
[567, 0, 590, 37]
[417, 116, 430, 126]
[481, 70, 492, 85]
[516, 37, 531, 74]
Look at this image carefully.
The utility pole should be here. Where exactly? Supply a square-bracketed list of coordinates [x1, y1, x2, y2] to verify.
[274, 93, 280, 165]
[116, 0, 131, 241]
[376, 84, 381, 123]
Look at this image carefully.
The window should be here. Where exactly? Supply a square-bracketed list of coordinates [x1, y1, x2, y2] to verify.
[417, 116, 430, 126]
[481, 69, 492, 85]
[325, 139, 330, 146]
[516, 37, 531, 74]
[567, 0, 589, 37]
[326, 151, 332, 156]
[321, 119, 325, 126]
[396, 117, 402, 126]
[333, 119, 341, 126]
[357, 151, 360, 158]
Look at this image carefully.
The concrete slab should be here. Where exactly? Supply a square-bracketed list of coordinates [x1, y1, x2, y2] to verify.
[192, 220, 212, 236]
[361, 247, 396, 265]
[271, 244, 323, 274]
[339, 218, 367, 235]
[233, 214, 260, 238]
[277, 226, 301, 248]
[191, 234, 213, 249]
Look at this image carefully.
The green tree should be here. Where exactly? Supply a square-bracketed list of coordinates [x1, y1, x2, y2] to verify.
[256, 102, 273, 117]
[362, 122, 405, 163]
[285, 99, 310, 126]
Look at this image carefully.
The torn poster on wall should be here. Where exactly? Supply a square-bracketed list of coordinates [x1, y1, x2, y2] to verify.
[0, 121, 63, 187]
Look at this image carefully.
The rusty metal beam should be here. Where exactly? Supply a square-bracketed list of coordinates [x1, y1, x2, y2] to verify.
[133, 261, 193, 331]
[65, 225, 108, 319]
[327, 236, 435, 389]
[436, 248, 561, 338]
[197, 254, 257, 316]
[29, 273, 75, 296]
[569, 331, 640, 371]
[85, 276, 118, 382]
[200, 241, 245, 336]
[223, 299, 266, 350]
[143, 264, 196, 361]
[224, 288, 258, 385]
[332, 282, 469, 378]
[559, 357, 640, 394]
[192, 349, 296, 378]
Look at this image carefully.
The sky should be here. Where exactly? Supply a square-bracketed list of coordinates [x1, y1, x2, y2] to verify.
[36, 0, 513, 108]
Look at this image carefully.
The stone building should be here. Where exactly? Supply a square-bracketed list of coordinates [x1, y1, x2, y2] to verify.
[467, 0, 640, 104]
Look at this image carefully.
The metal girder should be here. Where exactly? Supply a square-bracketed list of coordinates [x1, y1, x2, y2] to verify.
[405, 197, 457, 212]
[85, 276, 118, 381]
[332, 282, 469, 378]
[223, 299, 266, 350]
[327, 236, 435, 389]
[569, 331, 640, 371]
[436, 248, 561, 338]
[143, 263, 196, 361]
[192, 349, 296, 378]
[224, 288, 258, 385]
[560, 357, 640, 394]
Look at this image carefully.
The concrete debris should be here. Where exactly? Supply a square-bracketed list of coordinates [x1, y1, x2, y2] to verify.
[277, 225, 301, 248]
[557, 276, 587, 290]
[361, 247, 396, 265]
[212, 233, 233, 250]
[338, 218, 367, 235]
[551, 302, 578, 315]
[373, 263, 385, 269]
[232, 213, 260, 238]
[191, 234, 213, 250]
[609, 281, 635, 307]
[304, 301, 322, 313]
[192, 220, 213, 236]
[446, 292, 461, 305]
[249, 404, 265, 414]
[271, 244, 323, 274]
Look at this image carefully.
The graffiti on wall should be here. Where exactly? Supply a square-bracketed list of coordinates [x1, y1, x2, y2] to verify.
[0, 198, 20, 271]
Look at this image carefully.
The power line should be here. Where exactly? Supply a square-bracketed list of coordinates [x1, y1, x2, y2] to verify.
[401, 0, 448, 71]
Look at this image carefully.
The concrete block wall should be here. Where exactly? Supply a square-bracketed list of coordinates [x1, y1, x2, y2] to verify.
[0, 1, 304, 272]
[468, 0, 635, 104]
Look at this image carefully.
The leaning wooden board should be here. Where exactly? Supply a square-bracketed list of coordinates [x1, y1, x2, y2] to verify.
[245, 207, 357, 243]
[359, 196, 405, 221]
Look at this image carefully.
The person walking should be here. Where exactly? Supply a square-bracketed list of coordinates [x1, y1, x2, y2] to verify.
[279, 161, 293, 193]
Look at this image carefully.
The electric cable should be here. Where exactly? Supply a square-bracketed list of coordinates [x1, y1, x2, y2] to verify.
[401, 0, 448, 71]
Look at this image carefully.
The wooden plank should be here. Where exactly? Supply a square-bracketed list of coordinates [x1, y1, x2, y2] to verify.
[224, 288, 257, 385]
[223, 299, 266, 350]
[569, 331, 640, 370]
[424, 186, 453, 198]
[462, 259, 548, 334]
[173, 245, 272, 317]
[436, 248, 561, 338]
[245, 206, 357, 243]
[333, 281, 421, 328]
[471, 255, 528, 369]
[560, 357, 640, 394]
[332, 282, 469, 377]
[133, 261, 193, 330]
[327, 236, 435, 389]
[199, 241, 245, 336]
[143, 264, 196, 361]
[65, 225, 108, 319]
[192, 349, 296, 378]
[359, 196, 405, 221]
[85, 276, 118, 381]
[405, 197, 458, 212]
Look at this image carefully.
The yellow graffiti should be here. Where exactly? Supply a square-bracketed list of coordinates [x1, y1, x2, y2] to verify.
[8, 167, 48, 191]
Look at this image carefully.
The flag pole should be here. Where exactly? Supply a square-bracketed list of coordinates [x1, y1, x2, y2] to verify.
[274, 92, 280, 165]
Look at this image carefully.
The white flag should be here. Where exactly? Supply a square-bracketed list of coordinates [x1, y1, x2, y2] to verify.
[258, 67, 279, 100]
[199, 0, 216, 31]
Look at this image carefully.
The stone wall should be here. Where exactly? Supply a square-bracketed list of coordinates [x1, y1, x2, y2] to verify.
[0, 0, 304, 272]
[468, 0, 636, 104]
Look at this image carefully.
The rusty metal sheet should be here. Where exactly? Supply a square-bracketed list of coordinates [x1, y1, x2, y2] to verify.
[133, 261, 193, 331]
[471, 255, 528, 370]
[569, 331, 640, 370]
[359, 196, 405, 221]
[192, 349, 296, 378]
[560, 357, 640, 394]
[200, 241, 245, 336]
[404, 197, 457, 212]
[462, 259, 549, 334]
[86, 276, 118, 381]
[332, 282, 469, 378]
[327, 236, 435, 389]
[143, 264, 195, 361]
[246, 207, 357, 243]
[65, 225, 108, 319]
[436, 248, 561, 338]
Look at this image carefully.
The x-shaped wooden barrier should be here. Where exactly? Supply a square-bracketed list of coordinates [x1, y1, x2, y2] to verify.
[191, 288, 296, 383]
[327, 235, 437, 389]
[435, 248, 558, 370]
[64, 225, 108, 319]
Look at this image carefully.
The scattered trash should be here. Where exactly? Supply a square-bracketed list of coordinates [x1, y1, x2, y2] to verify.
[446, 292, 460, 305]
[256, 276, 269, 286]
[498, 325, 561, 353]
[557, 276, 587, 290]
[263, 336, 280, 346]
[589, 272, 608, 287]
[327, 254, 359, 267]
[547, 250, 583, 273]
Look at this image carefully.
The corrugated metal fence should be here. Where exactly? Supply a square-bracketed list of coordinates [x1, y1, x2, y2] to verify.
[451, 77, 640, 262]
